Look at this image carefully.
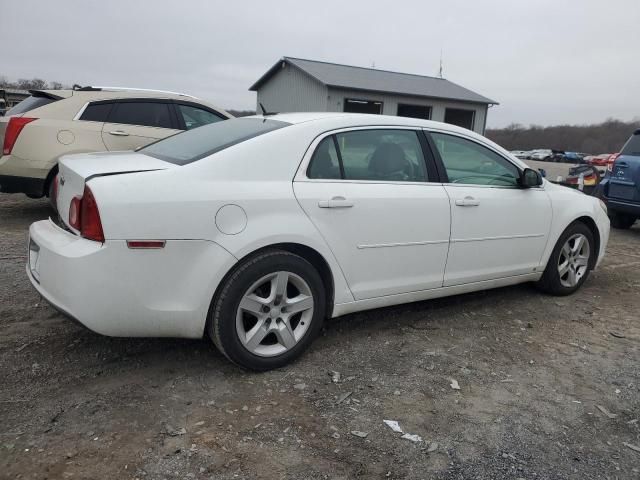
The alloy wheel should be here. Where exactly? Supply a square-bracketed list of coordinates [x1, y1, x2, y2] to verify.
[235, 271, 315, 357]
[557, 233, 590, 288]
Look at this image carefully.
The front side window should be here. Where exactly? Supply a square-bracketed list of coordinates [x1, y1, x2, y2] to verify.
[430, 132, 520, 187]
[177, 104, 225, 130]
[109, 101, 173, 129]
[307, 129, 428, 182]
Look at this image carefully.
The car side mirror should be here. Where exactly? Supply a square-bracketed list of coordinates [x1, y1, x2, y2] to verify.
[520, 168, 543, 188]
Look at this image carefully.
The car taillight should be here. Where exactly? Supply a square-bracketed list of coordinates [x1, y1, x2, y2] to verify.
[69, 196, 82, 230]
[3, 117, 36, 155]
[67, 186, 104, 242]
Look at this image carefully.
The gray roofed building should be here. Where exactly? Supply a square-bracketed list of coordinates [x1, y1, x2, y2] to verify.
[250, 57, 498, 134]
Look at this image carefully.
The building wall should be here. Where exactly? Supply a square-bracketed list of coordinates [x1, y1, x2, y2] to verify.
[327, 87, 488, 134]
[255, 69, 490, 134]
[256, 63, 328, 113]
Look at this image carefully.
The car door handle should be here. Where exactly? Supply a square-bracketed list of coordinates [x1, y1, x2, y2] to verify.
[318, 196, 354, 208]
[455, 196, 480, 207]
[108, 130, 129, 136]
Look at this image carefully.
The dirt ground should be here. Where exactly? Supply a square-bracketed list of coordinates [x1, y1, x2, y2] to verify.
[1, 193, 639, 480]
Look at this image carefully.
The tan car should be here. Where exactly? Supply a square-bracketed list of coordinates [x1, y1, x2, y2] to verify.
[0, 86, 231, 199]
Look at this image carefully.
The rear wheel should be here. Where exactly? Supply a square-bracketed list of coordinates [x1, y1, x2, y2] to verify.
[208, 250, 326, 371]
[536, 222, 594, 296]
[609, 211, 636, 229]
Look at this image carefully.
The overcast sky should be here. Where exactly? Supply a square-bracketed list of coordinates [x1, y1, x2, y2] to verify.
[1, 0, 638, 128]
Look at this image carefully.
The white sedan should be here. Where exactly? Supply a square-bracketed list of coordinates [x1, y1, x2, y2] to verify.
[27, 113, 610, 370]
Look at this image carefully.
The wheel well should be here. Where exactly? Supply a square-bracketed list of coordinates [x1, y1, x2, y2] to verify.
[43, 164, 58, 197]
[264, 243, 335, 315]
[574, 216, 600, 266]
[206, 243, 336, 337]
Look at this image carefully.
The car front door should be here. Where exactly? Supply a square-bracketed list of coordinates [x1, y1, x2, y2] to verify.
[101, 99, 182, 151]
[427, 130, 552, 286]
[293, 128, 451, 300]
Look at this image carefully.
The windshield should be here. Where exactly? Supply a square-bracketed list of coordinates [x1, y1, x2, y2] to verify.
[141, 117, 290, 165]
[620, 132, 640, 157]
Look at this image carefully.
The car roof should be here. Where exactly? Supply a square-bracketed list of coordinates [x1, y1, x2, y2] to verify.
[250, 112, 472, 132]
[31, 87, 231, 118]
[242, 112, 529, 170]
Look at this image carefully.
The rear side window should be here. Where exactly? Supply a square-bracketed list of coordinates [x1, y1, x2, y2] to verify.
[6, 95, 57, 115]
[108, 102, 173, 129]
[177, 104, 225, 130]
[79, 102, 113, 122]
[308, 137, 341, 179]
[141, 118, 290, 165]
[620, 132, 640, 157]
[307, 129, 428, 182]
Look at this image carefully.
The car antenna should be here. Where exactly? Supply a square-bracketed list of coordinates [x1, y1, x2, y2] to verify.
[259, 103, 277, 117]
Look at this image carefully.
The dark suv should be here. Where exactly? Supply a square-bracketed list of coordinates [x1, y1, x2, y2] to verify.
[597, 129, 640, 229]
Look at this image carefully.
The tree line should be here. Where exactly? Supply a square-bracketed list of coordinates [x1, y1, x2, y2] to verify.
[486, 118, 640, 154]
[0, 76, 68, 91]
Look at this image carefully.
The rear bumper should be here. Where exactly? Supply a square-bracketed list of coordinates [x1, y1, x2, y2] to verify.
[0, 174, 45, 195]
[27, 219, 237, 338]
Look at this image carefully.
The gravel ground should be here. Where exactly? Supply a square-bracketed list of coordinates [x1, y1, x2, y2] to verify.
[1, 193, 639, 480]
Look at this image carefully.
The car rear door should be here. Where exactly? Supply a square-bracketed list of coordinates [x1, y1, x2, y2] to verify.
[427, 130, 552, 286]
[293, 127, 451, 300]
[609, 132, 640, 203]
[101, 99, 182, 151]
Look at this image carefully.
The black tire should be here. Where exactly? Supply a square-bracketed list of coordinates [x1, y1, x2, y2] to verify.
[47, 179, 58, 212]
[609, 211, 636, 229]
[25, 193, 44, 199]
[208, 250, 326, 371]
[536, 222, 595, 296]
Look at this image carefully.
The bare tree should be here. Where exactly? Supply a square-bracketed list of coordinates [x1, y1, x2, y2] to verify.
[486, 119, 640, 154]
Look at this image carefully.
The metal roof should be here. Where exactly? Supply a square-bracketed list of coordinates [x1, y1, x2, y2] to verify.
[250, 57, 498, 105]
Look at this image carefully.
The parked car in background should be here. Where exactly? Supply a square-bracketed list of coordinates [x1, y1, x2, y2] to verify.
[558, 151, 587, 164]
[529, 149, 553, 161]
[0, 86, 231, 200]
[588, 154, 613, 166]
[27, 113, 610, 370]
[606, 152, 620, 171]
[597, 130, 640, 229]
[510, 150, 529, 160]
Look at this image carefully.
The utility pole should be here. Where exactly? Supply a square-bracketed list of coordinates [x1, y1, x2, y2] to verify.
[438, 49, 443, 78]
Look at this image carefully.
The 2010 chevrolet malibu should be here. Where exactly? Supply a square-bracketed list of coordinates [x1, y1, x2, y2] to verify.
[27, 113, 610, 370]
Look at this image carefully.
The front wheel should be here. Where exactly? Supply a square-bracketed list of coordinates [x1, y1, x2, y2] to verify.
[536, 222, 594, 296]
[208, 250, 326, 371]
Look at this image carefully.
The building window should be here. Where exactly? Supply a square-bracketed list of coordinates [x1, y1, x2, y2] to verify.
[444, 108, 475, 130]
[344, 98, 383, 114]
[397, 104, 432, 120]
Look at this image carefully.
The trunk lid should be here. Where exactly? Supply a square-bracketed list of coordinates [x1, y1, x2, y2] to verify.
[57, 151, 175, 233]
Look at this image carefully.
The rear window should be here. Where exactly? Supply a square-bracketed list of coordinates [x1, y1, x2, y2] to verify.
[6, 95, 58, 115]
[620, 132, 640, 157]
[141, 118, 290, 165]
